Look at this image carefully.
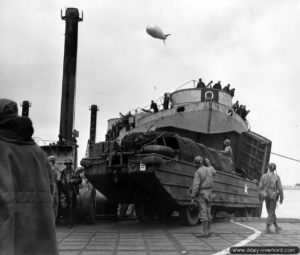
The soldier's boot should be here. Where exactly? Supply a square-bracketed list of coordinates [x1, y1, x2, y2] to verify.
[274, 223, 282, 233]
[207, 221, 212, 237]
[264, 224, 271, 234]
[198, 221, 209, 238]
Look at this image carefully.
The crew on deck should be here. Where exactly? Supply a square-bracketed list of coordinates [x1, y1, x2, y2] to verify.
[196, 78, 206, 88]
[163, 93, 171, 110]
[150, 100, 159, 113]
[213, 81, 222, 89]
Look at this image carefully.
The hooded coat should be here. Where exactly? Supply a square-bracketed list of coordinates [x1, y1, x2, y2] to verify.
[0, 99, 58, 255]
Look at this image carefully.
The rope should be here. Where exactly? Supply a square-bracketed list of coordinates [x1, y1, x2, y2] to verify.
[175, 80, 196, 91]
[271, 152, 300, 163]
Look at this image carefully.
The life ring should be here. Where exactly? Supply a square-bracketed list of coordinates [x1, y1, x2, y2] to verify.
[205, 91, 214, 101]
[142, 145, 175, 157]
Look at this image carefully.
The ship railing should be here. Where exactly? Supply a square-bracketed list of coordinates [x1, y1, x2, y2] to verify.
[175, 80, 196, 91]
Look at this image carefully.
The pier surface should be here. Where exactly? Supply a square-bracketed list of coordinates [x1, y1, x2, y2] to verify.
[56, 218, 300, 255]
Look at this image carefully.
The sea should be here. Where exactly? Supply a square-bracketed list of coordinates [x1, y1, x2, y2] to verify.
[260, 189, 300, 219]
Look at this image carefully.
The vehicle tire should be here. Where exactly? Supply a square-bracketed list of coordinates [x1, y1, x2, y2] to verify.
[179, 205, 200, 226]
[142, 145, 175, 157]
[135, 204, 155, 223]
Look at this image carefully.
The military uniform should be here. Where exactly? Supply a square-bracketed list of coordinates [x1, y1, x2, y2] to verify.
[259, 163, 283, 233]
[61, 161, 82, 227]
[191, 157, 216, 237]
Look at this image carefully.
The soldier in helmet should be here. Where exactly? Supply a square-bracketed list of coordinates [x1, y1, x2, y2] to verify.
[221, 139, 234, 160]
[60, 159, 82, 227]
[48, 156, 61, 185]
[191, 156, 216, 238]
[259, 163, 283, 234]
[220, 139, 235, 173]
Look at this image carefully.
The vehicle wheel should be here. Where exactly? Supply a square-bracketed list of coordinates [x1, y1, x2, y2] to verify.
[179, 205, 200, 226]
[135, 204, 155, 223]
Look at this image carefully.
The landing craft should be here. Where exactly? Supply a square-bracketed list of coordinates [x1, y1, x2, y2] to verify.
[146, 24, 171, 44]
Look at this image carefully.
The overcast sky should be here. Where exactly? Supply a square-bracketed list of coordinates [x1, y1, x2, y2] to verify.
[1, 0, 299, 185]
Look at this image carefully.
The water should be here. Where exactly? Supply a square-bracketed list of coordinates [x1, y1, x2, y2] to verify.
[261, 189, 300, 219]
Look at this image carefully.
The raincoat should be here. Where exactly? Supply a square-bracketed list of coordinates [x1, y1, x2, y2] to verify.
[0, 108, 58, 255]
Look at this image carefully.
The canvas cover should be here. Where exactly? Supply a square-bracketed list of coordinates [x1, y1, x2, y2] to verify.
[121, 132, 234, 173]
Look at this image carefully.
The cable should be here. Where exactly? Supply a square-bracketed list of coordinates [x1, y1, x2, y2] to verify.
[271, 152, 300, 163]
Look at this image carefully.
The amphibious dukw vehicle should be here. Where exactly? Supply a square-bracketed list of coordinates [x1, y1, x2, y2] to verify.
[82, 82, 271, 225]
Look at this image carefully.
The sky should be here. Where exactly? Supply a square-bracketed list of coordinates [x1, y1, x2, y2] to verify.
[1, 0, 300, 186]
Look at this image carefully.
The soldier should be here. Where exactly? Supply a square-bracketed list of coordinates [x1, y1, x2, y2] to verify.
[223, 84, 230, 93]
[150, 100, 159, 113]
[213, 81, 222, 89]
[259, 163, 283, 234]
[48, 156, 61, 184]
[0, 98, 58, 254]
[232, 100, 239, 112]
[229, 88, 235, 97]
[60, 159, 82, 227]
[191, 156, 216, 238]
[196, 78, 206, 88]
[163, 93, 171, 110]
[220, 139, 235, 172]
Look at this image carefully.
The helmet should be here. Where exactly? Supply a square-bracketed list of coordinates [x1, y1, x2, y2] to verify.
[203, 158, 211, 167]
[0, 98, 18, 120]
[48, 155, 55, 163]
[193, 156, 203, 166]
[268, 162, 276, 171]
[223, 139, 231, 146]
[64, 159, 73, 165]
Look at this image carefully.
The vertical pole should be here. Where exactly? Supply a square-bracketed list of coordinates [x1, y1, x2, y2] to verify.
[21, 100, 31, 117]
[59, 8, 83, 143]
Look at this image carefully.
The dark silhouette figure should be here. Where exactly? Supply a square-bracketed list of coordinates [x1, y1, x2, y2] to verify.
[223, 84, 230, 93]
[163, 93, 171, 110]
[196, 78, 206, 88]
[232, 100, 239, 112]
[229, 88, 235, 97]
[150, 100, 158, 113]
[213, 81, 222, 89]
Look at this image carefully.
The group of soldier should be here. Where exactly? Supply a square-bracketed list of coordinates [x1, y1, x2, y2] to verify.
[232, 100, 250, 120]
[196, 78, 236, 97]
[105, 112, 135, 141]
[191, 137, 284, 238]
